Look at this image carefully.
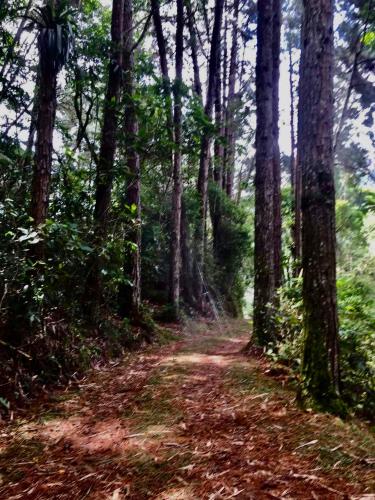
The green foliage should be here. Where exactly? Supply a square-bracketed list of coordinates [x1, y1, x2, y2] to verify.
[272, 272, 374, 417]
[208, 182, 251, 317]
[338, 275, 375, 417]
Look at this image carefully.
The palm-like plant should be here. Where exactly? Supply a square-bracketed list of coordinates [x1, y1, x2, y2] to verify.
[27, 1, 75, 73]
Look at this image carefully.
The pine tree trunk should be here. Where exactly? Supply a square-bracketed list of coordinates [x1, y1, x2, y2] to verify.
[93, 0, 124, 231]
[253, 0, 276, 345]
[298, 0, 341, 407]
[30, 54, 57, 226]
[186, 0, 202, 99]
[180, 199, 195, 307]
[119, 0, 141, 317]
[150, 0, 174, 146]
[272, 0, 282, 290]
[195, 0, 225, 309]
[213, 44, 223, 187]
[86, 0, 124, 312]
[222, 15, 228, 191]
[211, 40, 224, 260]
[225, 0, 240, 198]
[169, 0, 184, 315]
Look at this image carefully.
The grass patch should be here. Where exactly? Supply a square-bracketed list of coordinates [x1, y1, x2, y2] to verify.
[122, 388, 183, 429]
[0, 438, 46, 483]
[225, 363, 283, 396]
[125, 449, 194, 497]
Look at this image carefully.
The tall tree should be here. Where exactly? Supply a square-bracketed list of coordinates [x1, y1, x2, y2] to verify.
[119, 0, 141, 316]
[298, 0, 341, 407]
[195, 0, 225, 309]
[150, 0, 174, 146]
[30, 0, 72, 226]
[186, 0, 202, 99]
[272, 0, 282, 290]
[93, 0, 124, 233]
[169, 0, 184, 314]
[252, 0, 276, 344]
[285, 0, 302, 273]
[86, 0, 124, 309]
[225, 0, 240, 198]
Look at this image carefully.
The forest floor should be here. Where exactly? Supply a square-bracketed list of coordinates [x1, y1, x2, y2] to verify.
[0, 320, 374, 500]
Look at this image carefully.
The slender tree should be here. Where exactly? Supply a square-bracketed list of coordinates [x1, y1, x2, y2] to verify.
[93, 0, 124, 232]
[211, 37, 224, 259]
[169, 0, 184, 314]
[150, 0, 174, 146]
[298, 0, 341, 408]
[195, 0, 225, 309]
[119, 0, 141, 316]
[288, 32, 302, 271]
[186, 0, 202, 99]
[86, 0, 124, 309]
[213, 41, 223, 187]
[252, 0, 276, 344]
[225, 0, 240, 198]
[30, 0, 71, 226]
[272, 0, 282, 290]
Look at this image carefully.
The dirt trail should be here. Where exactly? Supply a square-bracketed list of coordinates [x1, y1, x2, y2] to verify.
[0, 320, 374, 499]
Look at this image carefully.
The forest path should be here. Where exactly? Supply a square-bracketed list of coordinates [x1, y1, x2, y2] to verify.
[0, 320, 374, 499]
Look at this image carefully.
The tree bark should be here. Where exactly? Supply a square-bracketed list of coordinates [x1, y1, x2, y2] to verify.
[93, 0, 124, 232]
[195, 0, 225, 309]
[272, 0, 282, 290]
[119, 0, 141, 317]
[211, 39, 224, 260]
[169, 0, 184, 314]
[288, 39, 302, 273]
[85, 0, 124, 314]
[30, 43, 58, 226]
[222, 14, 228, 191]
[150, 0, 174, 144]
[213, 41, 223, 187]
[253, 0, 276, 345]
[225, 0, 240, 198]
[298, 0, 341, 406]
[288, 43, 296, 191]
[186, 0, 202, 99]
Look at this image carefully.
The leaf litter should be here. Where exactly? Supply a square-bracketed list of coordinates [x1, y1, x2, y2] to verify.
[0, 319, 374, 499]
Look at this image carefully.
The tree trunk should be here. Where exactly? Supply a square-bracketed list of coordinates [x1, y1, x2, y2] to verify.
[150, 0, 174, 145]
[288, 43, 296, 191]
[180, 199, 195, 307]
[253, 0, 276, 345]
[186, 0, 202, 99]
[169, 0, 184, 315]
[272, 0, 282, 290]
[119, 0, 141, 317]
[30, 47, 58, 227]
[288, 40, 302, 272]
[93, 0, 124, 231]
[213, 41, 223, 187]
[86, 0, 124, 314]
[298, 0, 341, 407]
[195, 0, 225, 309]
[222, 14, 228, 191]
[225, 0, 240, 198]
[211, 40, 224, 260]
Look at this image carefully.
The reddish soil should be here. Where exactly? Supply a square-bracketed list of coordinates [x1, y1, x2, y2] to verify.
[0, 320, 374, 499]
